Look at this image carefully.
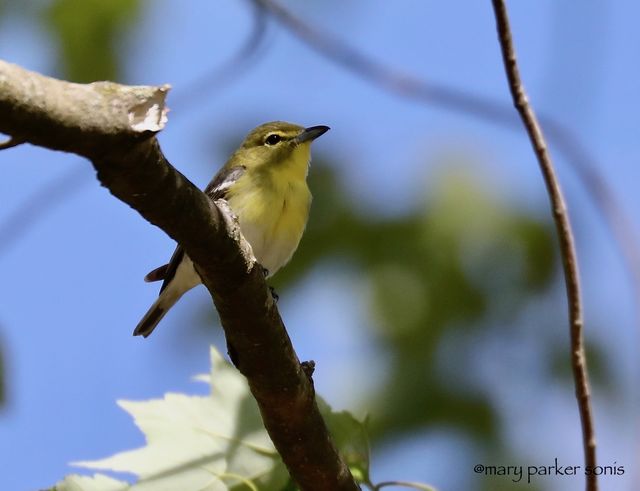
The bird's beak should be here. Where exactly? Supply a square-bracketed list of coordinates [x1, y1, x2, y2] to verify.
[295, 125, 330, 144]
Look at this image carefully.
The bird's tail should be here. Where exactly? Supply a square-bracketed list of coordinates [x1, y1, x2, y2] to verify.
[133, 289, 181, 338]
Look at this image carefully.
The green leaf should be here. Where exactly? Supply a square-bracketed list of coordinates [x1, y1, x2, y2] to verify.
[45, 0, 140, 82]
[318, 399, 371, 483]
[54, 347, 288, 491]
[53, 473, 129, 491]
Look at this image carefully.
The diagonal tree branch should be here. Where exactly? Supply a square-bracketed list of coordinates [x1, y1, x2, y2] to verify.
[0, 0, 266, 258]
[0, 59, 359, 491]
[489, 2, 597, 491]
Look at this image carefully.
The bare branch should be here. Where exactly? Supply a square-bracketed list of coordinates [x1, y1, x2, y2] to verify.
[0, 61, 169, 155]
[489, 3, 597, 491]
[252, 0, 511, 118]
[0, 58, 359, 491]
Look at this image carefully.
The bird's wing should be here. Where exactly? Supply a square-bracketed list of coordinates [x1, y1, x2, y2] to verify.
[148, 165, 247, 292]
[144, 264, 169, 282]
[204, 165, 246, 200]
[158, 246, 185, 293]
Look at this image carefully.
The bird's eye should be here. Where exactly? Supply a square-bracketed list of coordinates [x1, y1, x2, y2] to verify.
[265, 134, 282, 145]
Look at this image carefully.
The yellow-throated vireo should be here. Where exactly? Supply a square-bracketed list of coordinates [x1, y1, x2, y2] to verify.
[134, 121, 329, 337]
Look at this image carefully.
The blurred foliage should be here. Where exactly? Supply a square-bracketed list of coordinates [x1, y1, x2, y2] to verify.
[318, 399, 371, 484]
[366, 171, 556, 441]
[277, 162, 557, 440]
[45, 0, 140, 82]
[270, 158, 573, 491]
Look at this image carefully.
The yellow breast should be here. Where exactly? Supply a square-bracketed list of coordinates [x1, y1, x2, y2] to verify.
[226, 148, 312, 276]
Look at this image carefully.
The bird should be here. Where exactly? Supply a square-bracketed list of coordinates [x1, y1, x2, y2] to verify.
[133, 121, 330, 337]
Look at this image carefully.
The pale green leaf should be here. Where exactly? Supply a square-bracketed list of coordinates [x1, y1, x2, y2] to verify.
[64, 347, 287, 491]
[318, 398, 371, 483]
[53, 473, 129, 491]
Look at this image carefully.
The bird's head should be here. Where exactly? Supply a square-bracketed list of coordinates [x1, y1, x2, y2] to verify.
[235, 121, 330, 175]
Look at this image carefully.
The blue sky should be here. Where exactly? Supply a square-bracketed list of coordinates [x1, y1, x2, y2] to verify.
[0, 1, 638, 490]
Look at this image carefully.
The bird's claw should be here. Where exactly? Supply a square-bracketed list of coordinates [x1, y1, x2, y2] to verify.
[269, 286, 279, 303]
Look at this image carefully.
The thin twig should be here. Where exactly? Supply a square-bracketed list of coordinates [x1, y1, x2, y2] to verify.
[169, 1, 268, 111]
[0, 164, 88, 256]
[490, 2, 597, 491]
[252, 0, 515, 121]
[253, 0, 640, 312]
[373, 480, 436, 491]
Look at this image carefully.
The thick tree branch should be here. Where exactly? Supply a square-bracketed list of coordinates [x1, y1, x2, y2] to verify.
[489, 3, 598, 491]
[0, 3, 266, 257]
[0, 59, 358, 491]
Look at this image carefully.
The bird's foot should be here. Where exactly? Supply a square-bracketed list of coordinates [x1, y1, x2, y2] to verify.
[301, 360, 316, 379]
[269, 286, 279, 303]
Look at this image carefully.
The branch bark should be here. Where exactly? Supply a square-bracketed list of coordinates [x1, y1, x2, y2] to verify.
[489, 3, 598, 491]
[0, 59, 359, 491]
